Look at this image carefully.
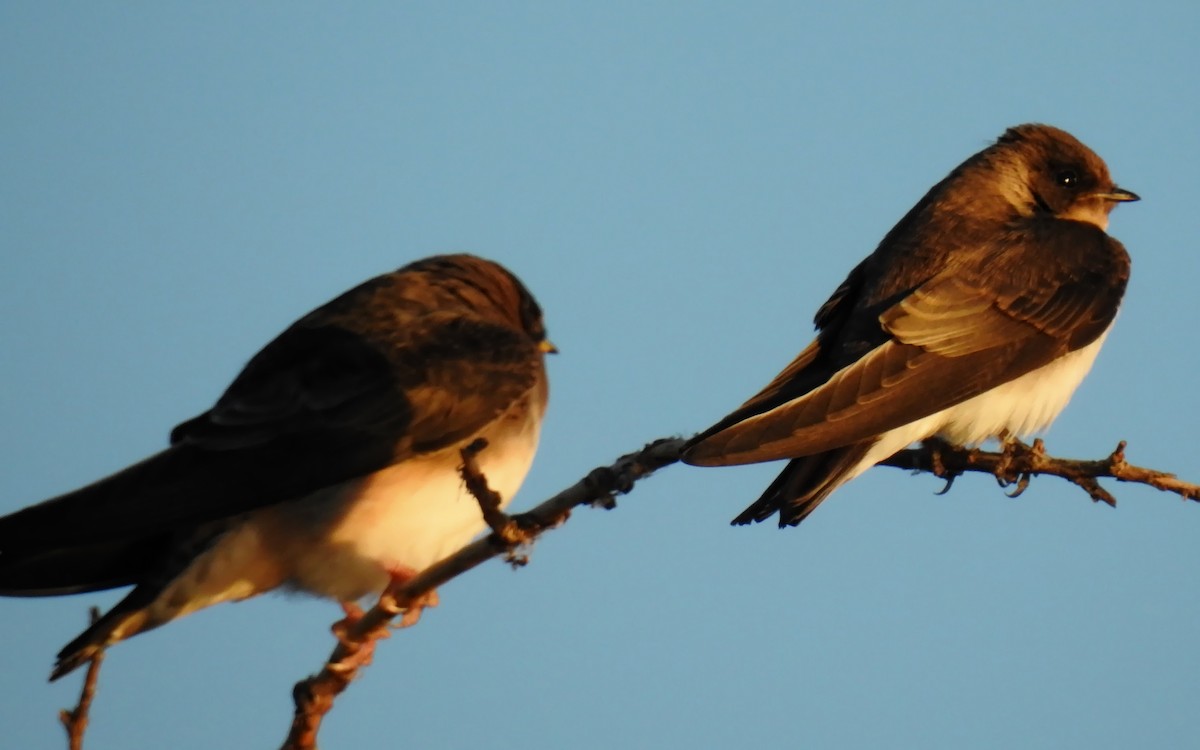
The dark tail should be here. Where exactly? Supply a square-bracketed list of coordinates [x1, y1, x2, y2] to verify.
[0, 451, 189, 596]
[0, 535, 168, 597]
[732, 443, 873, 527]
[50, 585, 160, 680]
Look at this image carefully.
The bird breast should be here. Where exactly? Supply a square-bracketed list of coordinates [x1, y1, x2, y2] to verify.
[934, 326, 1110, 445]
[204, 393, 547, 604]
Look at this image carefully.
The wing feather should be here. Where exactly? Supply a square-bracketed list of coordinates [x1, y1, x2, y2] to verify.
[1, 282, 542, 552]
[686, 225, 1128, 466]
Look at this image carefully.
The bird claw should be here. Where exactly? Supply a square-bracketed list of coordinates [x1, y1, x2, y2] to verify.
[926, 439, 948, 478]
[934, 474, 957, 496]
[381, 565, 439, 629]
[993, 433, 1036, 488]
[923, 438, 961, 495]
[330, 626, 381, 676]
[331, 602, 365, 645]
[327, 639, 378, 673]
[1005, 473, 1032, 498]
[393, 589, 439, 629]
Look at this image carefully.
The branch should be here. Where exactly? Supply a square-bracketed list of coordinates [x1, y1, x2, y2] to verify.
[458, 437, 531, 560]
[279, 434, 1200, 747]
[59, 607, 103, 750]
[881, 438, 1200, 505]
[51, 433, 1198, 749]
[279, 437, 686, 750]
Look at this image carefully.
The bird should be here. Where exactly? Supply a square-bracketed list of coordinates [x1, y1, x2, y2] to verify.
[0, 253, 554, 679]
[683, 123, 1138, 528]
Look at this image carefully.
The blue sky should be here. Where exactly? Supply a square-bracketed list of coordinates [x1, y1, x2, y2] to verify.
[2, 3, 1198, 748]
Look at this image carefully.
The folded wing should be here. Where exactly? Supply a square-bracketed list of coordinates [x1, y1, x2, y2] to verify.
[686, 226, 1128, 466]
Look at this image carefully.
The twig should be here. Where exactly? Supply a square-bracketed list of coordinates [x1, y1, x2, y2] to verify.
[44, 434, 1198, 748]
[458, 438, 532, 561]
[279, 437, 686, 750]
[59, 607, 103, 750]
[881, 438, 1200, 505]
[278, 434, 1199, 748]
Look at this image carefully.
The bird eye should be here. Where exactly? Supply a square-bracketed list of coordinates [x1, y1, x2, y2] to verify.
[1055, 170, 1078, 188]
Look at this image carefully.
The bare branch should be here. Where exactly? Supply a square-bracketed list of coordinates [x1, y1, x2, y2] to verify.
[43, 432, 1198, 748]
[279, 434, 1200, 747]
[59, 607, 103, 750]
[279, 437, 686, 750]
[458, 438, 531, 562]
[52, 433, 1198, 749]
[881, 438, 1200, 505]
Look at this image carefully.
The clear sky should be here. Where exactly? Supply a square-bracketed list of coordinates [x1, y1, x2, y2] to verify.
[3, 3, 1198, 748]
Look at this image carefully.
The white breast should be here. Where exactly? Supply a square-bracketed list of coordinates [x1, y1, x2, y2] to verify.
[282, 402, 545, 601]
[837, 327, 1110, 486]
[936, 328, 1109, 445]
[126, 390, 545, 637]
[158, 396, 546, 610]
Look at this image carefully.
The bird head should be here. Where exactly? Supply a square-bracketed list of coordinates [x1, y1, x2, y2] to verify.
[995, 124, 1139, 230]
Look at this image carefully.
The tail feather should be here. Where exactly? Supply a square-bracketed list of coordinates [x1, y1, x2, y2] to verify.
[51, 585, 159, 680]
[0, 536, 170, 596]
[732, 442, 874, 527]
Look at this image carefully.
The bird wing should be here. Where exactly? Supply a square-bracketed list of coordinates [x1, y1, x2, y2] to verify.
[686, 226, 1128, 466]
[1, 310, 543, 551]
[173, 310, 542, 455]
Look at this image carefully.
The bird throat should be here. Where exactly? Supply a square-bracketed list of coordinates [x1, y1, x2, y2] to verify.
[1061, 201, 1111, 231]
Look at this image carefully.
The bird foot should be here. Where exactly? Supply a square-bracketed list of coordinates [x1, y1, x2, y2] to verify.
[326, 638, 378, 674]
[994, 434, 1043, 497]
[329, 602, 390, 673]
[331, 601, 364, 641]
[993, 433, 1022, 481]
[381, 564, 439, 628]
[919, 438, 961, 494]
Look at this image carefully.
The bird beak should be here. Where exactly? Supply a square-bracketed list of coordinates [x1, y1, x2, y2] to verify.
[1096, 186, 1140, 202]
[539, 340, 559, 354]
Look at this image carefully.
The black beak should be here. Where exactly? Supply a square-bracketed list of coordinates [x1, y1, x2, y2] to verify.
[1098, 186, 1140, 202]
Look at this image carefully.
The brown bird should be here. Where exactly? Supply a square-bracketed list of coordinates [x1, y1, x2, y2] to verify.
[0, 254, 554, 679]
[684, 124, 1137, 527]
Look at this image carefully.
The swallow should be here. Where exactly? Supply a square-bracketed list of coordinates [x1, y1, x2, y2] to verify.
[0, 254, 554, 678]
[684, 124, 1138, 527]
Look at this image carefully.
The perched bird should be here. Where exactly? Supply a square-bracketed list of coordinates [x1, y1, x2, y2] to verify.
[684, 124, 1137, 527]
[0, 254, 554, 679]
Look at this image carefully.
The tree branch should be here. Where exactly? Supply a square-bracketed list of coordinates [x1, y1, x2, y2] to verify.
[59, 607, 103, 750]
[279, 437, 686, 750]
[881, 438, 1200, 506]
[458, 437, 532, 559]
[52, 433, 1200, 749]
[279, 434, 1200, 747]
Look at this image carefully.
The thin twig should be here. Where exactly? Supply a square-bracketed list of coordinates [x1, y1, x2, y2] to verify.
[881, 438, 1200, 505]
[279, 438, 686, 750]
[275, 434, 1196, 748]
[458, 438, 532, 561]
[59, 607, 104, 750]
[49, 434, 1199, 748]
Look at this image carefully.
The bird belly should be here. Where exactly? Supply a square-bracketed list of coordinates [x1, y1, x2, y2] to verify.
[111, 437, 537, 638]
[823, 329, 1110, 487]
[276, 416, 542, 601]
[934, 329, 1108, 445]
[133, 398, 544, 632]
